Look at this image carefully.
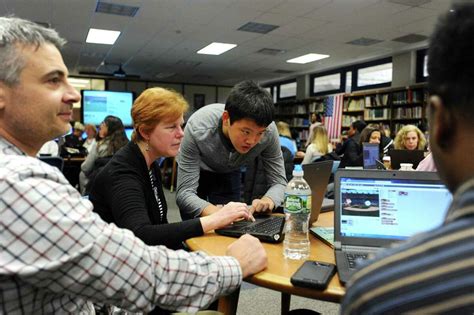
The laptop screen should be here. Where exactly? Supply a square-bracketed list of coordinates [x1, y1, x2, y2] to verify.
[362, 143, 379, 169]
[338, 176, 452, 241]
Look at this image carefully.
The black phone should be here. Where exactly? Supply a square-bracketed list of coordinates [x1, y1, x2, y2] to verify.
[290, 260, 336, 290]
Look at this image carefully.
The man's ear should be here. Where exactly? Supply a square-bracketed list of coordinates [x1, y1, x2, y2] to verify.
[430, 96, 455, 151]
[222, 111, 230, 125]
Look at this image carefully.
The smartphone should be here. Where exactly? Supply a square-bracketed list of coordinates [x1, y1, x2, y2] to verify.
[290, 260, 336, 290]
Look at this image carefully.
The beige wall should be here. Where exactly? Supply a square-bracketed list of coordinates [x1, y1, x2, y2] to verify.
[183, 85, 217, 112]
[217, 86, 232, 103]
[147, 82, 183, 93]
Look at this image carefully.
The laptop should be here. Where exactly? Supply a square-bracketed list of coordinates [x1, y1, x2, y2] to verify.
[362, 143, 380, 169]
[302, 160, 334, 224]
[214, 161, 333, 243]
[389, 149, 425, 170]
[334, 170, 452, 284]
[215, 213, 286, 243]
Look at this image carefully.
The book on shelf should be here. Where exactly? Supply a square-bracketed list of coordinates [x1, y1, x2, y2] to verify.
[393, 107, 422, 119]
[344, 98, 365, 111]
[365, 93, 389, 107]
[308, 101, 324, 113]
[365, 108, 389, 120]
[342, 115, 363, 127]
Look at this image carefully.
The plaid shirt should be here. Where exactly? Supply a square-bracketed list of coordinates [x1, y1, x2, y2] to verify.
[0, 137, 242, 314]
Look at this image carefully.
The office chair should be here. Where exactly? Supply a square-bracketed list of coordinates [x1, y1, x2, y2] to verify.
[38, 156, 64, 172]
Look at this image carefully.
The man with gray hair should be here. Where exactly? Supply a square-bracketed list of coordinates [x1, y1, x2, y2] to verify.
[0, 16, 267, 314]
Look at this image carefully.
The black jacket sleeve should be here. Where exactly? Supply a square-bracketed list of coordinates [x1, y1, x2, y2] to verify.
[90, 143, 204, 250]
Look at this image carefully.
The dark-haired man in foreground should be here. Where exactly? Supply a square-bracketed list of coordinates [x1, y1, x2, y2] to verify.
[0, 16, 267, 314]
[177, 80, 287, 220]
[341, 3, 474, 314]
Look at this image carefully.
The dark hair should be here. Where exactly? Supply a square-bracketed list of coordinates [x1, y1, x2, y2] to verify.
[225, 80, 274, 126]
[359, 126, 380, 145]
[101, 115, 129, 156]
[428, 3, 474, 121]
[352, 120, 367, 133]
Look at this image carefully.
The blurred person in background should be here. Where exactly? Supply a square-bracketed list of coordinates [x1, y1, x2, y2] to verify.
[82, 123, 97, 153]
[79, 115, 128, 194]
[394, 124, 426, 151]
[305, 112, 323, 147]
[302, 125, 333, 164]
[336, 120, 367, 168]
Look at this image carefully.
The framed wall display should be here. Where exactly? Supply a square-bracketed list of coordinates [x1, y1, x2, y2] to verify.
[194, 93, 205, 109]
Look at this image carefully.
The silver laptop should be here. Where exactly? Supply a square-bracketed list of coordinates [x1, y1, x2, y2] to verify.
[302, 160, 334, 224]
[334, 170, 452, 284]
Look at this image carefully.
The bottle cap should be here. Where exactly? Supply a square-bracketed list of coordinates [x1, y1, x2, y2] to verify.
[293, 164, 304, 176]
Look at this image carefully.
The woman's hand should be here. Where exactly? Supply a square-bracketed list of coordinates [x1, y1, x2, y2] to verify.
[200, 202, 254, 232]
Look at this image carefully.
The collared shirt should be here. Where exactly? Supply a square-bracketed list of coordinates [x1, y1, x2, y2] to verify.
[0, 137, 242, 314]
[341, 177, 474, 314]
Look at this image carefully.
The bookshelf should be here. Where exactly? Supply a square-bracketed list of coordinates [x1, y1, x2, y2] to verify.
[342, 84, 427, 137]
[274, 97, 326, 148]
[273, 84, 427, 148]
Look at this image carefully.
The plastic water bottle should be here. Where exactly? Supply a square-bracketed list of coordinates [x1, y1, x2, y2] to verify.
[283, 164, 312, 260]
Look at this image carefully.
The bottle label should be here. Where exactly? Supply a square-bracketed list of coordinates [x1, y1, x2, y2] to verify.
[284, 194, 311, 214]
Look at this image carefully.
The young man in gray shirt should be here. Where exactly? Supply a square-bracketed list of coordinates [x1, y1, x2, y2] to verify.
[177, 80, 287, 220]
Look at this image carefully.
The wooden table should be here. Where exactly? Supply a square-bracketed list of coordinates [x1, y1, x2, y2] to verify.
[185, 212, 345, 315]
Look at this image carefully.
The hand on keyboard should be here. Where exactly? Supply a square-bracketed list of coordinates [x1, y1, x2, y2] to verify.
[201, 202, 254, 232]
[249, 196, 274, 215]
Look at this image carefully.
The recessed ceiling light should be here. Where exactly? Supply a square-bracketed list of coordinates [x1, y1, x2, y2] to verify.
[197, 42, 237, 55]
[86, 28, 121, 45]
[286, 53, 329, 64]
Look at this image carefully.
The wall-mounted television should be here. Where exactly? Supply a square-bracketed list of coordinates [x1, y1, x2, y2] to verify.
[81, 90, 134, 127]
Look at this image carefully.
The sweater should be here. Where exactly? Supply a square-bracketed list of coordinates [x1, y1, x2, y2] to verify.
[176, 103, 287, 220]
[89, 141, 203, 250]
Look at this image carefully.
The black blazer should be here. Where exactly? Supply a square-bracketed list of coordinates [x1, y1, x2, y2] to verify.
[89, 141, 203, 249]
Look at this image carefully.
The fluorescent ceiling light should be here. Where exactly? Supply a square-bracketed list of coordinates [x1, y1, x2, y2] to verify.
[68, 78, 90, 86]
[197, 42, 237, 55]
[286, 53, 330, 64]
[86, 28, 121, 45]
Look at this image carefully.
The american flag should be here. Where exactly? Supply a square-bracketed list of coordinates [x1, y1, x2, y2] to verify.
[324, 94, 344, 145]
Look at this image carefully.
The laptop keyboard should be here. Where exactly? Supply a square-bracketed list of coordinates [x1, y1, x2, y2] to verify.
[346, 252, 369, 269]
[240, 216, 284, 234]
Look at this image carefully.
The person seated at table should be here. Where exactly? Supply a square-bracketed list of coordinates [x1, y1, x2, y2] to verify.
[79, 115, 128, 194]
[302, 125, 333, 164]
[89, 87, 254, 250]
[393, 124, 426, 151]
[335, 120, 366, 168]
[0, 16, 267, 315]
[360, 125, 383, 156]
[342, 4, 474, 313]
[340, 125, 382, 168]
[61, 121, 86, 155]
[37, 139, 59, 156]
[277, 121, 305, 160]
[305, 112, 323, 147]
[82, 123, 97, 153]
[276, 121, 297, 158]
[416, 152, 437, 172]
